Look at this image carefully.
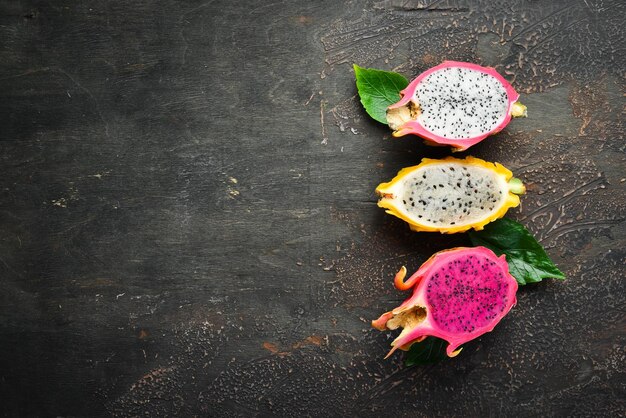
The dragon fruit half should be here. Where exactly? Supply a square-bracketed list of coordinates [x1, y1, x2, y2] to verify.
[386, 61, 527, 151]
[376, 156, 525, 234]
[373, 247, 518, 358]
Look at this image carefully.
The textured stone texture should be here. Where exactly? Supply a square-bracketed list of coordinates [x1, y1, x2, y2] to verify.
[0, 0, 624, 416]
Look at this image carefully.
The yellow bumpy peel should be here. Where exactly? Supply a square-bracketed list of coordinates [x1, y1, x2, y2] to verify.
[376, 156, 525, 234]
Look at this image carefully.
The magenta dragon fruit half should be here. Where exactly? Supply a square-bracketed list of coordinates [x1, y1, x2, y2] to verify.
[386, 61, 527, 151]
[372, 247, 518, 358]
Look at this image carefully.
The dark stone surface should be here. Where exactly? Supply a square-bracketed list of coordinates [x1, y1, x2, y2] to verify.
[0, 0, 624, 416]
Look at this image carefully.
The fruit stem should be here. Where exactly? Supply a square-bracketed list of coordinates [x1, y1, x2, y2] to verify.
[508, 177, 526, 195]
[511, 101, 527, 118]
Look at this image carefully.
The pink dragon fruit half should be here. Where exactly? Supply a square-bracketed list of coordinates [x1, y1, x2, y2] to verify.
[372, 247, 518, 358]
[386, 61, 527, 151]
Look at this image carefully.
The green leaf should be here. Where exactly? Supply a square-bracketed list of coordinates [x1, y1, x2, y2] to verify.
[468, 218, 566, 286]
[404, 337, 450, 366]
[353, 64, 408, 125]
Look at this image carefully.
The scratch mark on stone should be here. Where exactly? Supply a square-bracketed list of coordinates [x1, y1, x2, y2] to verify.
[247, 0, 286, 16]
[182, 0, 217, 18]
[506, 4, 578, 43]
[0, 66, 51, 81]
[524, 19, 586, 56]
[522, 175, 606, 222]
[304, 91, 315, 106]
[545, 219, 623, 240]
[0, 256, 17, 275]
[56, 68, 110, 138]
[320, 99, 328, 145]
[179, 0, 218, 66]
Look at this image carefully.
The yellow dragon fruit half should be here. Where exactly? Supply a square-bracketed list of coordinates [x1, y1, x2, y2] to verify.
[376, 156, 525, 234]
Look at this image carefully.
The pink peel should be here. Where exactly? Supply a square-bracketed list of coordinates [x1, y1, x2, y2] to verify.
[386, 61, 523, 151]
[372, 247, 518, 358]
